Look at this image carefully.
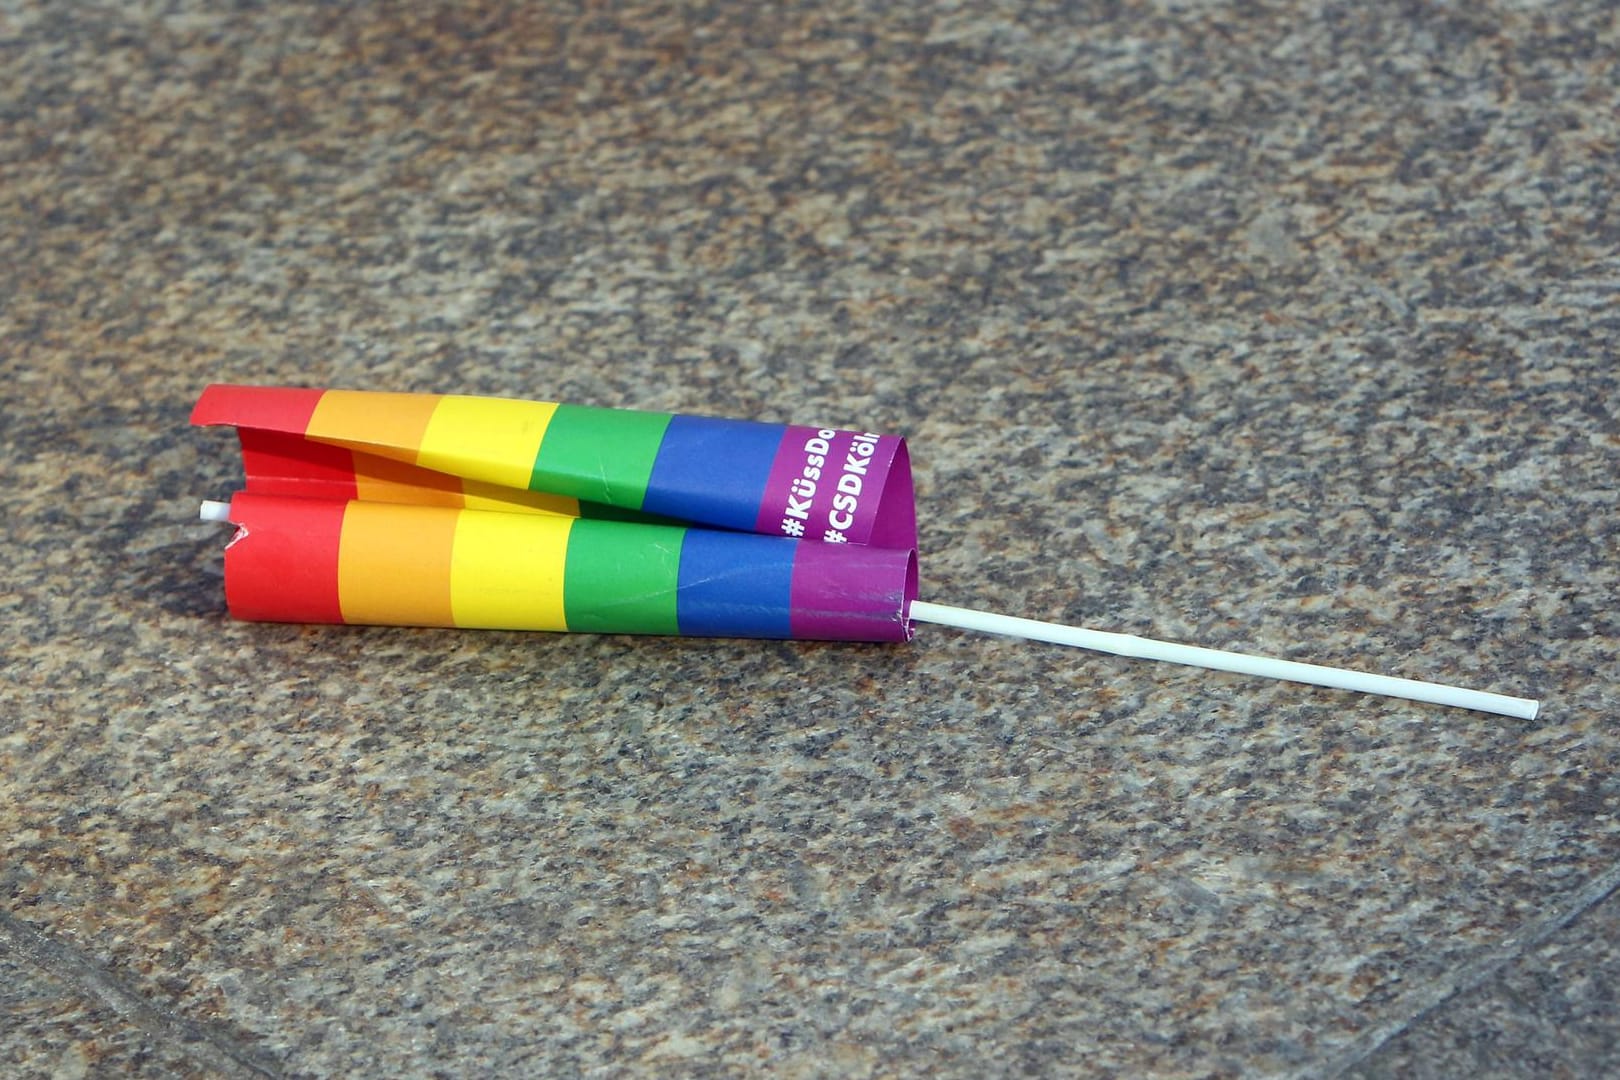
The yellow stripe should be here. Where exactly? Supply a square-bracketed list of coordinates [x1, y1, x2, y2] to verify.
[350, 449, 580, 516]
[308, 390, 443, 465]
[450, 511, 573, 630]
[416, 395, 558, 491]
[338, 502, 458, 626]
[461, 481, 580, 518]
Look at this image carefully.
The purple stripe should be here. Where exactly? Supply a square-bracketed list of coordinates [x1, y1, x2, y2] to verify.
[753, 425, 916, 549]
[788, 542, 917, 642]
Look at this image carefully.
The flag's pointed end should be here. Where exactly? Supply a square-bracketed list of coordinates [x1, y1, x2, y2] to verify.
[910, 600, 1541, 721]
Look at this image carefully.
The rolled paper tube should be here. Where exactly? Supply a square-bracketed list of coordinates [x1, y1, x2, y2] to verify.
[216, 494, 918, 642]
[191, 385, 918, 549]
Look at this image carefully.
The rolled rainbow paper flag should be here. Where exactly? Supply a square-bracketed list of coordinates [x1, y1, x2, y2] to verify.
[193, 385, 919, 642]
[214, 493, 916, 641]
[191, 385, 916, 548]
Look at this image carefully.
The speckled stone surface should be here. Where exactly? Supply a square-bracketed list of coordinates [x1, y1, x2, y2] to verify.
[2, 1, 1617, 1076]
[1345, 870, 1620, 1078]
[0, 957, 200, 1079]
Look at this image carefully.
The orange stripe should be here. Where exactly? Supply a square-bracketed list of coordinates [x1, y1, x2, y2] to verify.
[337, 502, 458, 625]
[307, 390, 444, 464]
[353, 450, 467, 509]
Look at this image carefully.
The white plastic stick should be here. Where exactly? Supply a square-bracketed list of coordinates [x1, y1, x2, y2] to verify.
[910, 600, 1540, 720]
[199, 500, 234, 523]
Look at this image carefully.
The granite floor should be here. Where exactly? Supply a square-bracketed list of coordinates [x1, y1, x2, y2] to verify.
[3, 1, 1617, 1076]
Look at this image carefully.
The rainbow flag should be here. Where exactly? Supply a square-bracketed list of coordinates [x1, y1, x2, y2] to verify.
[192, 385, 917, 641]
[191, 387, 1543, 718]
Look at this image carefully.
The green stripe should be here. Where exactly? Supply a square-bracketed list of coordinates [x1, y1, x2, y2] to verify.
[530, 404, 673, 510]
[576, 500, 680, 525]
[563, 519, 684, 635]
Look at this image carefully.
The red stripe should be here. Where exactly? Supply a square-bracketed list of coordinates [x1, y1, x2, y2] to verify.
[191, 385, 361, 500]
[223, 494, 348, 623]
[190, 384, 327, 431]
[238, 428, 360, 501]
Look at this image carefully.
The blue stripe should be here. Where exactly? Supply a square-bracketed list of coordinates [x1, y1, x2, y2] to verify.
[642, 415, 784, 531]
[675, 529, 795, 638]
